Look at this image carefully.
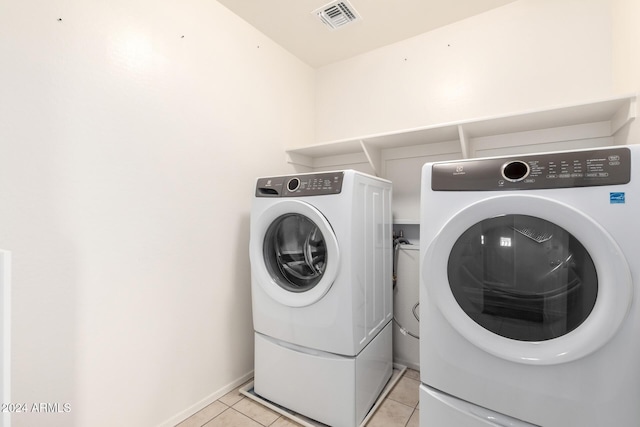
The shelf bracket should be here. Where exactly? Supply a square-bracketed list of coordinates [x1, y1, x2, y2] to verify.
[360, 139, 382, 176]
[611, 96, 637, 135]
[285, 151, 314, 168]
[458, 125, 470, 159]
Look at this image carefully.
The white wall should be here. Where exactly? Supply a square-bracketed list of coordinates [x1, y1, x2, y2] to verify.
[613, 0, 640, 144]
[0, 0, 314, 426]
[315, 0, 614, 143]
[613, 0, 640, 93]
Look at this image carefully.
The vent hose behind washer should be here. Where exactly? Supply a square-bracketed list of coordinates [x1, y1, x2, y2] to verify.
[393, 235, 419, 339]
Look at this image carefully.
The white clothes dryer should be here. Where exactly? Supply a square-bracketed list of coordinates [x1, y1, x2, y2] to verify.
[419, 146, 640, 426]
[251, 170, 393, 427]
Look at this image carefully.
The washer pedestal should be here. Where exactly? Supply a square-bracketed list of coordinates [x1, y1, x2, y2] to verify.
[254, 322, 392, 427]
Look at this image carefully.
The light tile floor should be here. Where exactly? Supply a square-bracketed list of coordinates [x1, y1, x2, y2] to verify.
[176, 369, 420, 427]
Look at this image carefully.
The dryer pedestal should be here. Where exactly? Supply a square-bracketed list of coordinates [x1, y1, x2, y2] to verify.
[420, 384, 537, 427]
[254, 322, 392, 427]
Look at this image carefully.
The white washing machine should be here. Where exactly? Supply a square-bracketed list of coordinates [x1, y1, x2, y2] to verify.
[419, 146, 640, 426]
[250, 170, 393, 427]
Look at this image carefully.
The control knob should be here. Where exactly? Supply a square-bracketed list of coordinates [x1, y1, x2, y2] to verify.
[501, 161, 530, 182]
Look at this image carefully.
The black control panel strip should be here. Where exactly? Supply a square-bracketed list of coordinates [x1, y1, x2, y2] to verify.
[431, 147, 631, 191]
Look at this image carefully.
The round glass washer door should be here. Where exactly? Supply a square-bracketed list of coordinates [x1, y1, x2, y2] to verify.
[424, 195, 632, 365]
[251, 200, 339, 307]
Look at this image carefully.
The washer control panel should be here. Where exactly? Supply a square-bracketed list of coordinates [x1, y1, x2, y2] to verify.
[432, 147, 631, 191]
[256, 171, 344, 197]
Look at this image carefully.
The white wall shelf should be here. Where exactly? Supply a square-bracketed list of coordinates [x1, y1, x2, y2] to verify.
[286, 94, 637, 222]
[287, 94, 637, 171]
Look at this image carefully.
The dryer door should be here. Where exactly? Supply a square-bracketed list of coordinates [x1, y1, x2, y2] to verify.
[424, 194, 632, 365]
[251, 200, 339, 307]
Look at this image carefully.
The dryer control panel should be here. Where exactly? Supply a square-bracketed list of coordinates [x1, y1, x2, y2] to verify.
[432, 147, 631, 191]
[255, 172, 344, 197]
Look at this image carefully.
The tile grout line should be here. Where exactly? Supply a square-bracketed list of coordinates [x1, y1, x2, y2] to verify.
[404, 407, 418, 427]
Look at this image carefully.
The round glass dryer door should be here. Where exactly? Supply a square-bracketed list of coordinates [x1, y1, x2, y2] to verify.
[448, 214, 598, 342]
[424, 195, 632, 365]
[264, 213, 328, 292]
[251, 199, 340, 307]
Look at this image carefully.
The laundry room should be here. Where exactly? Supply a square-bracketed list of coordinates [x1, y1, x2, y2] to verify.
[1, 0, 639, 426]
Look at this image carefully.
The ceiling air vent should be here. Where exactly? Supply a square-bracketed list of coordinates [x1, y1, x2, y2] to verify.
[313, 0, 361, 30]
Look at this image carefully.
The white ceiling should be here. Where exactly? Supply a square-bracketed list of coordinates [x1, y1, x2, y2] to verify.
[216, 0, 518, 68]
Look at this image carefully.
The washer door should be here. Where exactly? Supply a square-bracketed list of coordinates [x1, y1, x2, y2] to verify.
[424, 194, 632, 365]
[251, 200, 339, 307]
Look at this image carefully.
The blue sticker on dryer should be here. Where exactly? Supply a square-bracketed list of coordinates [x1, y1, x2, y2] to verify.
[610, 192, 625, 204]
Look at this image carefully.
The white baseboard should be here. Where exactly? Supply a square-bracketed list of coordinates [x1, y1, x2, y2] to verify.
[156, 370, 254, 427]
[393, 357, 420, 372]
